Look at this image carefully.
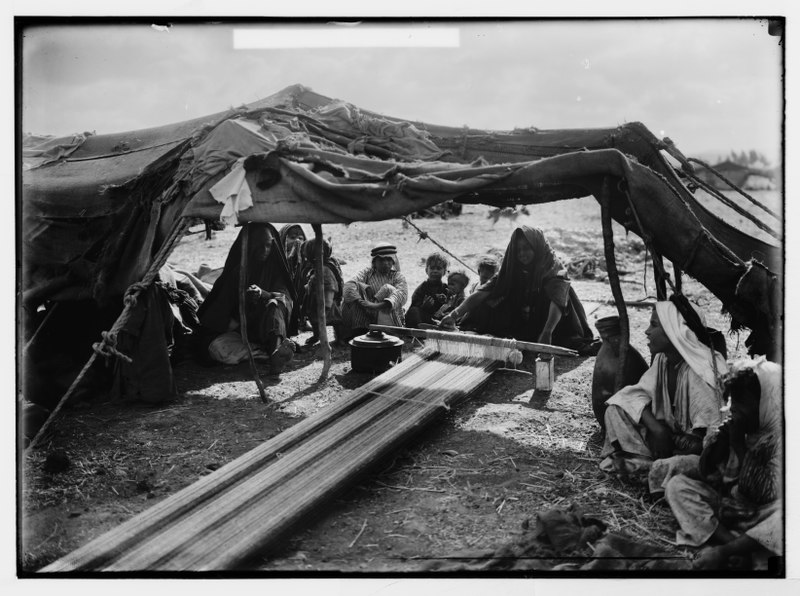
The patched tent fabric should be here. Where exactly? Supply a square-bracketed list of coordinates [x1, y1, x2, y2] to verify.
[20, 84, 780, 343]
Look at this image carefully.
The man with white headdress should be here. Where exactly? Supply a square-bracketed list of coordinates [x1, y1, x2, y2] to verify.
[599, 296, 728, 476]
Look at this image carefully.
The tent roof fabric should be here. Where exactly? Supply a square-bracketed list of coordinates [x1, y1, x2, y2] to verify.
[21, 85, 779, 338]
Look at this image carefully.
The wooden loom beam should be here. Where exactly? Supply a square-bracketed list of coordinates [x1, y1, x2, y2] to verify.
[368, 324, 579, 357]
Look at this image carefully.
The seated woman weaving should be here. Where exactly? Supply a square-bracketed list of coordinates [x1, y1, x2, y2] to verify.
[196, 223, 298, 375]
[599, 297, 728, 477]
[438, 226, 595, 352]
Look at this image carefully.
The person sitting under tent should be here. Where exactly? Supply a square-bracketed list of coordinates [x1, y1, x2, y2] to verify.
[280, 223, 310, 330]
[433, 270, 470, 321]
[339, 242, 408, 341]
[279, 224, 307, 285]
[598, 297, 728, 478]
[405, 252, 450, 329]
[469, 255, 498, 294]
[196, 223, 298, 375]
[438, 226, 596, 352]
[658, 358, 782, 571]
[300, 237, 345, 347]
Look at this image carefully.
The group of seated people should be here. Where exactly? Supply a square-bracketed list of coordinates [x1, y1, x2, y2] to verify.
[338, 225, 598, 355]
[597, 294, 782, 571]
[185, 221, 782, 570]
[193, 223, 600, 374]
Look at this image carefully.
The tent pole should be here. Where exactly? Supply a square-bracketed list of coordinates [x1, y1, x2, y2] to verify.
[27, 216, 192, 452]
[313, 224, 332, 380]
[599, 177, 630, 393]
[238, 226, 269, 403]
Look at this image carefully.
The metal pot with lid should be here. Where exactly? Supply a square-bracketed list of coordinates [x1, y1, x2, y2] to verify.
[349, 330, 404, 373]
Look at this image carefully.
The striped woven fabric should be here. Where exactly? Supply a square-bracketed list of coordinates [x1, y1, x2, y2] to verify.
[41, 339, 503, 572]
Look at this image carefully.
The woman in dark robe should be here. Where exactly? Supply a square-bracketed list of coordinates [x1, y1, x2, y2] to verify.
[439, 226, 596, 352]
[279, 223, 310, 329]
[279, 224, 307, 288]
[299, 237, 345, 346]
[197, 223, 299, 373]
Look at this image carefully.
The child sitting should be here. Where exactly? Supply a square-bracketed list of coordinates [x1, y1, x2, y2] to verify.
[469, 255, 498, 293]
[405, 252, 450, 328]
[434, 270, 470, 321]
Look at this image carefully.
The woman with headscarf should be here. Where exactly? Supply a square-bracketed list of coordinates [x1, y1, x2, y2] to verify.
[339, 242, 408, 341]
[599, 296, 728, 475]
[439, 226, 595, 352]
[279, 224, 308, 294]
[299, 236, 345, 346]
[197, 223, 298, 374]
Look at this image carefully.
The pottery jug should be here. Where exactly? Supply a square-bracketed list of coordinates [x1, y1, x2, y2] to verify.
[590, 316, 648, 430]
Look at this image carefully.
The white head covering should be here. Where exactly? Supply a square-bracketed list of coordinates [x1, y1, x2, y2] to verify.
[655, 300, 728, 388]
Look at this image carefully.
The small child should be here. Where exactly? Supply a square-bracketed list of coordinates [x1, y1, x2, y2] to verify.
[469, 255, 499, 293]
[405, 252, 450, 328]
[434, 270, 470, 321]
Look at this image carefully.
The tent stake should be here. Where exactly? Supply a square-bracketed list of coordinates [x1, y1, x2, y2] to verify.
[238, 226, 269, 403]
[313, 224, 332, 380]
[599, 177, 630, 392]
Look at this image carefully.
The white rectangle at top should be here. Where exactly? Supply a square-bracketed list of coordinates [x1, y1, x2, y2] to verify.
[233, 26, 460, 49]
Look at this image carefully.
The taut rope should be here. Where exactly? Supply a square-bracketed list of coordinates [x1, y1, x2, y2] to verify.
[401, 216, 478, 275]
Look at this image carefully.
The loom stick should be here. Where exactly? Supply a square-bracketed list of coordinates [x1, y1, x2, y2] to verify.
[369, 325, 578, 357]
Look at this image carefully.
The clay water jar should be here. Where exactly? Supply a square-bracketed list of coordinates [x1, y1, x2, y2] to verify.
[591, 315, 648, 430]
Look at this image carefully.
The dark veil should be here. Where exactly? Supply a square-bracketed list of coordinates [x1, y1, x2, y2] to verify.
[198, 223, 299, 336]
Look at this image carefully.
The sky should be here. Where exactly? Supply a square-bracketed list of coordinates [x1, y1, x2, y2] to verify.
[19, 17, 784, 165]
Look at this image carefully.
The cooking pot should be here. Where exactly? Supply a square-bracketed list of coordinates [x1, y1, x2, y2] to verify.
[349, 330, 404, 373]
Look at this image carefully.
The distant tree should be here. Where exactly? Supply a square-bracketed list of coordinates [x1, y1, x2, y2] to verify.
[720, 150, 770, 168]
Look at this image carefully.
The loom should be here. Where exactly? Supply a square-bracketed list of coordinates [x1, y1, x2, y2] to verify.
[41, 328, 575, 572]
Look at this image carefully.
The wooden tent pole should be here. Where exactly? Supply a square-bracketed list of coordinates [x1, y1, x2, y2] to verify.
[599, 177, 630, 392]
[22, 302, 59, 356]
[651, 251, 668, 300]
[313, 224, 332, 380]
[237, 225, 269, 403]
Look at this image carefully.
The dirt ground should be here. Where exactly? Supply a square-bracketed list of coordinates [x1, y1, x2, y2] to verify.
[19, 198, 759, 575]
